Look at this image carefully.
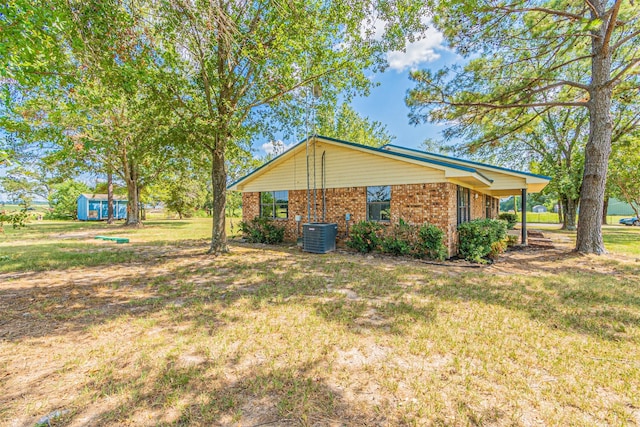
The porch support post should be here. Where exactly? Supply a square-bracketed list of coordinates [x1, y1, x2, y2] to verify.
[521, 188, 527, 246]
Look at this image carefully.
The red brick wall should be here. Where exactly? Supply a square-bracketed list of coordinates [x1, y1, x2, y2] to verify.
[391, 183, 458, 256]
[242, 193, 260, 220]
[241, 184, 500, 257]
[471, 190, 485, 220]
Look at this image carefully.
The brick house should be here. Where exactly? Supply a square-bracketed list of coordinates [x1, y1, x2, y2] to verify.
[228, 136, 551, 256]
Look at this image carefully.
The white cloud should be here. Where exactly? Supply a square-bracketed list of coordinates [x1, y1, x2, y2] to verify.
[261, 140, 295, 156]
[387, 26, 445, 72]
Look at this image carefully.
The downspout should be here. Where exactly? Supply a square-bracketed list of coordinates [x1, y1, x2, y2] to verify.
[313, 136, 317, 222]
[521, 188, 527, 245]
[322, 150, 326, 222]
[306, 137, 311, 222]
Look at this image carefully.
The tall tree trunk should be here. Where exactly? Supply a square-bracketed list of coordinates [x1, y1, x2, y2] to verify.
[125, 176, 140, 227]
[123, 160, 141, 227]
[602, 195, 609, 225]
[138, 185, 146, 221]
[107, 170, 114, 224]
[564, 198, 578, 231]
[558, 198, 564, 225]
[576, 14, 613, 254]
[209, 144, 228, 254]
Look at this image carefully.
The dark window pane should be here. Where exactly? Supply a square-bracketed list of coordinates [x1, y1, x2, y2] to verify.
[380, 203, 390, 221]
[368, 203, 381, 221]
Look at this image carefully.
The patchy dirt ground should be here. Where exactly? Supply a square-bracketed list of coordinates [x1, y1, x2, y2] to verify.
[1, 229, 639, 426]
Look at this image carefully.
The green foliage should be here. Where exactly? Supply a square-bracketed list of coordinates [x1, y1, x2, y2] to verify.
[0, 209, 28, 234]
[506, 234, 518, 247]
[406, 0, 640, 253]
[458, 219, 508, 263]
[315, 103, 396, 148]
[380, 220, 412, 256]
[346, 221, 383, 253]
[498, 213, 518, 230]
[163, 176, 207, 219]
[347, 220, 447, 260]
[414, 223, 447, 261]
[225, 191, 242, 217]
[239, 217, 285, 244]
[608, 136, 640, 219]
[48, 181, 90, 219]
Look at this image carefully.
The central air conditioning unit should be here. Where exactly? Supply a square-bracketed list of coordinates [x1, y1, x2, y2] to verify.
[302, 223, 338, 254]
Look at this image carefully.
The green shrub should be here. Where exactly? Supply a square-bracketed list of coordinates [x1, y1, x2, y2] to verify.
[347, 220, 447, 260]
[458, 218, 508, 263]
[239, 217, 285, 244]
[414, 223, 447, 261]
[506, 234, 519, 247]
[346, 221, 383, 253]
[499, 213, 518, 229]
[380, 220, 412, 256]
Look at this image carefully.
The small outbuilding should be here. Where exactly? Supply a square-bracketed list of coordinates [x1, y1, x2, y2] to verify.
[532, 205, 547, 213]
[228, 136, 551, 257]
[77, 193, 128, 221]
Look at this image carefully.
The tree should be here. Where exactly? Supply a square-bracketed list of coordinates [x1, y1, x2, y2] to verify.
[3, 0, 430, 252]
[447, 104, 588, 230]
[48, 180, 89, 219]
[316, 103, 396, 147]
[143, 0, 428, 254]
[406, 0, 640, 254]
[608, 133, 640, 218]
[163, 174, 207, 219]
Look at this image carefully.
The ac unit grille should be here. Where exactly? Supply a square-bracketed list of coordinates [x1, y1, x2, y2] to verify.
[302, 223, 337, 254]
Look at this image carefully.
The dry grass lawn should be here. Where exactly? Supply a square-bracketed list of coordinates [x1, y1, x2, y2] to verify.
[1, 219, 639, 426]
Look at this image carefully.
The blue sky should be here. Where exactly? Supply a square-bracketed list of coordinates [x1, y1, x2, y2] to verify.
[351, 52, 461, 150]
[260, 24, 462, 156]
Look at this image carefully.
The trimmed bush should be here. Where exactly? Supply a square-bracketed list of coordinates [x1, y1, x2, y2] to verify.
[346, 221, 383, 253]
[499, 212, 518, 230]
[347, 220, 448, 260]
[239, 217, 285, 244]
[380, 220, 412, 256]
[414, 223, 447, 261]
[458, 218, 508, 263]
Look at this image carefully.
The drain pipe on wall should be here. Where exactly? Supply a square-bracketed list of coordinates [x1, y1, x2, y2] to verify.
[322, 151, 326, 222]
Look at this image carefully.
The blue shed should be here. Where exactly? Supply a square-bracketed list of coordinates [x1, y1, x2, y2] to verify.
[77, 193, 128, 221]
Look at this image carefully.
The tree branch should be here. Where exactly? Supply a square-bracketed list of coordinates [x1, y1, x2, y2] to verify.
[607, 56, 640, 86]
[602, 0, 623, 55]
[497, 5, 585, 21]
[612, 28, 640, 52]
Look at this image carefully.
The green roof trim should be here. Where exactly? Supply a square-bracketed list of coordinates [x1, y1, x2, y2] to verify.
[381, 144, 552, 181]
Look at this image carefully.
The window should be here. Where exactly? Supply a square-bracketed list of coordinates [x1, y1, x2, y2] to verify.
[457, 186, 470, 225]
[485, 195, 497, 219]
[367, 186, 391, 221]
[260, 191, 288, 219]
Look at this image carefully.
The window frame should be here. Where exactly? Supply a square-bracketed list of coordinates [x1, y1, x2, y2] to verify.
[259, 190, 289, 220]
[366, 185, 391, 222]
[485, 195, 493, 219]
[457, 186, 471, 225]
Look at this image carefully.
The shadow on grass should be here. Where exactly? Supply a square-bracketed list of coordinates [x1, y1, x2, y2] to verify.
[2, 241, 639, 345]
[4, 240, 640, 425]
[423, 268, 640, 342]
[73, 359, 383, 426]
